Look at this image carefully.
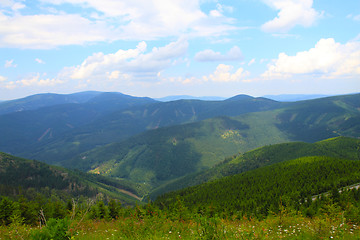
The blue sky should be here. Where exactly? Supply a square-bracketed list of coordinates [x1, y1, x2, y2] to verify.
[0, 0, 359, 100]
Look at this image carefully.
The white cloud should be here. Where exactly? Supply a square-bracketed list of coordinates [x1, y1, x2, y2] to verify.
[216, 3, 234, 14]
[194, 46, 243, 62]
[203, 64, 250, 82]
[0, 75, 7, 82]
[261, 0, 322, 33]
[209, 10, 222, 17]
[0, 0, 237, 49]
[5, 59, 17, 68]
[35, 58, 45, 64]
[262, 38, 360, 79]
[68, 41, 147, 80]
[0, 0, 25, 11]
[67, 38, 188, 84]
[248, 58, 256, 66]
[0, 73, 64, 90]
[16, 74, 64, 87]
[0, 39, 189, 90]
[0, 12, 114, 49]
[159, 64, 250, 85]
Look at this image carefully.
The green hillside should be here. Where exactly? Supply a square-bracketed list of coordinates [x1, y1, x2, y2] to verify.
[0, 152, 141, 205]
[155, 155, 360, 218]
[65, 114, 290, 190]
[65, 94, 360, 196]
[275, 93, 360, 141]
[150, 137, 360, 199]
[150, 136, 360, 199]
[18, 95, 282, 164]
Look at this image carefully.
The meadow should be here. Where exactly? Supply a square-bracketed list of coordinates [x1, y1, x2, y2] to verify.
[1, 206, 359, 239]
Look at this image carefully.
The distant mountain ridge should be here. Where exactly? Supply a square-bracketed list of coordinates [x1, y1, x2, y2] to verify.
[0, 91, 102, 115]
[0, 92, 157, 154]
[263, 94, 330, 102]
[156, 95, 226, 102]
[11, 95, 282, 164]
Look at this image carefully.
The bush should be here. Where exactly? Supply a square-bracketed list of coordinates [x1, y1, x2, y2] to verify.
[30, 218, 70, 240]
[0, 197, 14, 225]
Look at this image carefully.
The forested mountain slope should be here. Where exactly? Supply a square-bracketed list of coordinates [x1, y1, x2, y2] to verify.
[275, 93, 360, 142]
[65, 94, 360, 195]
[66, 113, 290, 189]
[150, 136, 360, 199]
[17, 95, 281, 164]
[155, 155, 360, 218]
[0, 152, 141, 204]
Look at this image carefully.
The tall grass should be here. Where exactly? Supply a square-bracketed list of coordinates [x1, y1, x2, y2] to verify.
[1, 207, 359, 239]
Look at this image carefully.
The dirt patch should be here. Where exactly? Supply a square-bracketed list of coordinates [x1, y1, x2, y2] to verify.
[119, 189, 142, 201]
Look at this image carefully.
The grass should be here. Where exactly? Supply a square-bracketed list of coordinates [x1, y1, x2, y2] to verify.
[1, 209, 360, 240]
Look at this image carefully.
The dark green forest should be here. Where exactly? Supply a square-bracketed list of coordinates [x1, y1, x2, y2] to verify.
[155, 156, 360, 219]
[0, 152, 141, 205]
[150, 136, 360, 198]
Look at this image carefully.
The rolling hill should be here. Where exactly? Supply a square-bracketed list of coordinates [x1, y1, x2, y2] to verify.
[61, 94, 360, 195]
[15, 94, 282, 164]
[150, 136, 360, 199]
[154, 139, 360, 217]
[0, 152, 142, 204]
[64, 113, 290, 189]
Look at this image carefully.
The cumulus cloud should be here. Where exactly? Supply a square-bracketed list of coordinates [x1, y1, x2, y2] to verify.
[195, 46, 243, 62]
[67, 38, 188, 83]
[203, 64, 250, 82]
[1, 74, 64, 90]
[1, 39, 189, 90]
[261, 0, 322, 33]
[0, 12, 114, 49]
[262, 38, 360, 79]
[17, 74, 64, 87]
[5, 59, 17, 68]
[0, 0, 237, 49]
[159, 64, 250, 85]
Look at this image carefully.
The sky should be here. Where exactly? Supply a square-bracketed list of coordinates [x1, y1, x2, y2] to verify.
[0, 0, 359, 100]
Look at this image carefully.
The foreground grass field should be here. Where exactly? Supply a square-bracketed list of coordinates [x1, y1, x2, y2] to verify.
[1, 208, 359, 239]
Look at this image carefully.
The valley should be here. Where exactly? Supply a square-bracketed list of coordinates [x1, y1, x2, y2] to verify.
[1, 92, 359, 199]
[0, 91, 360, 239]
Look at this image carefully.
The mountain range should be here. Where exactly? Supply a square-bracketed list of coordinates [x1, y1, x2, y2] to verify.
[0, 91, 359, 203]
